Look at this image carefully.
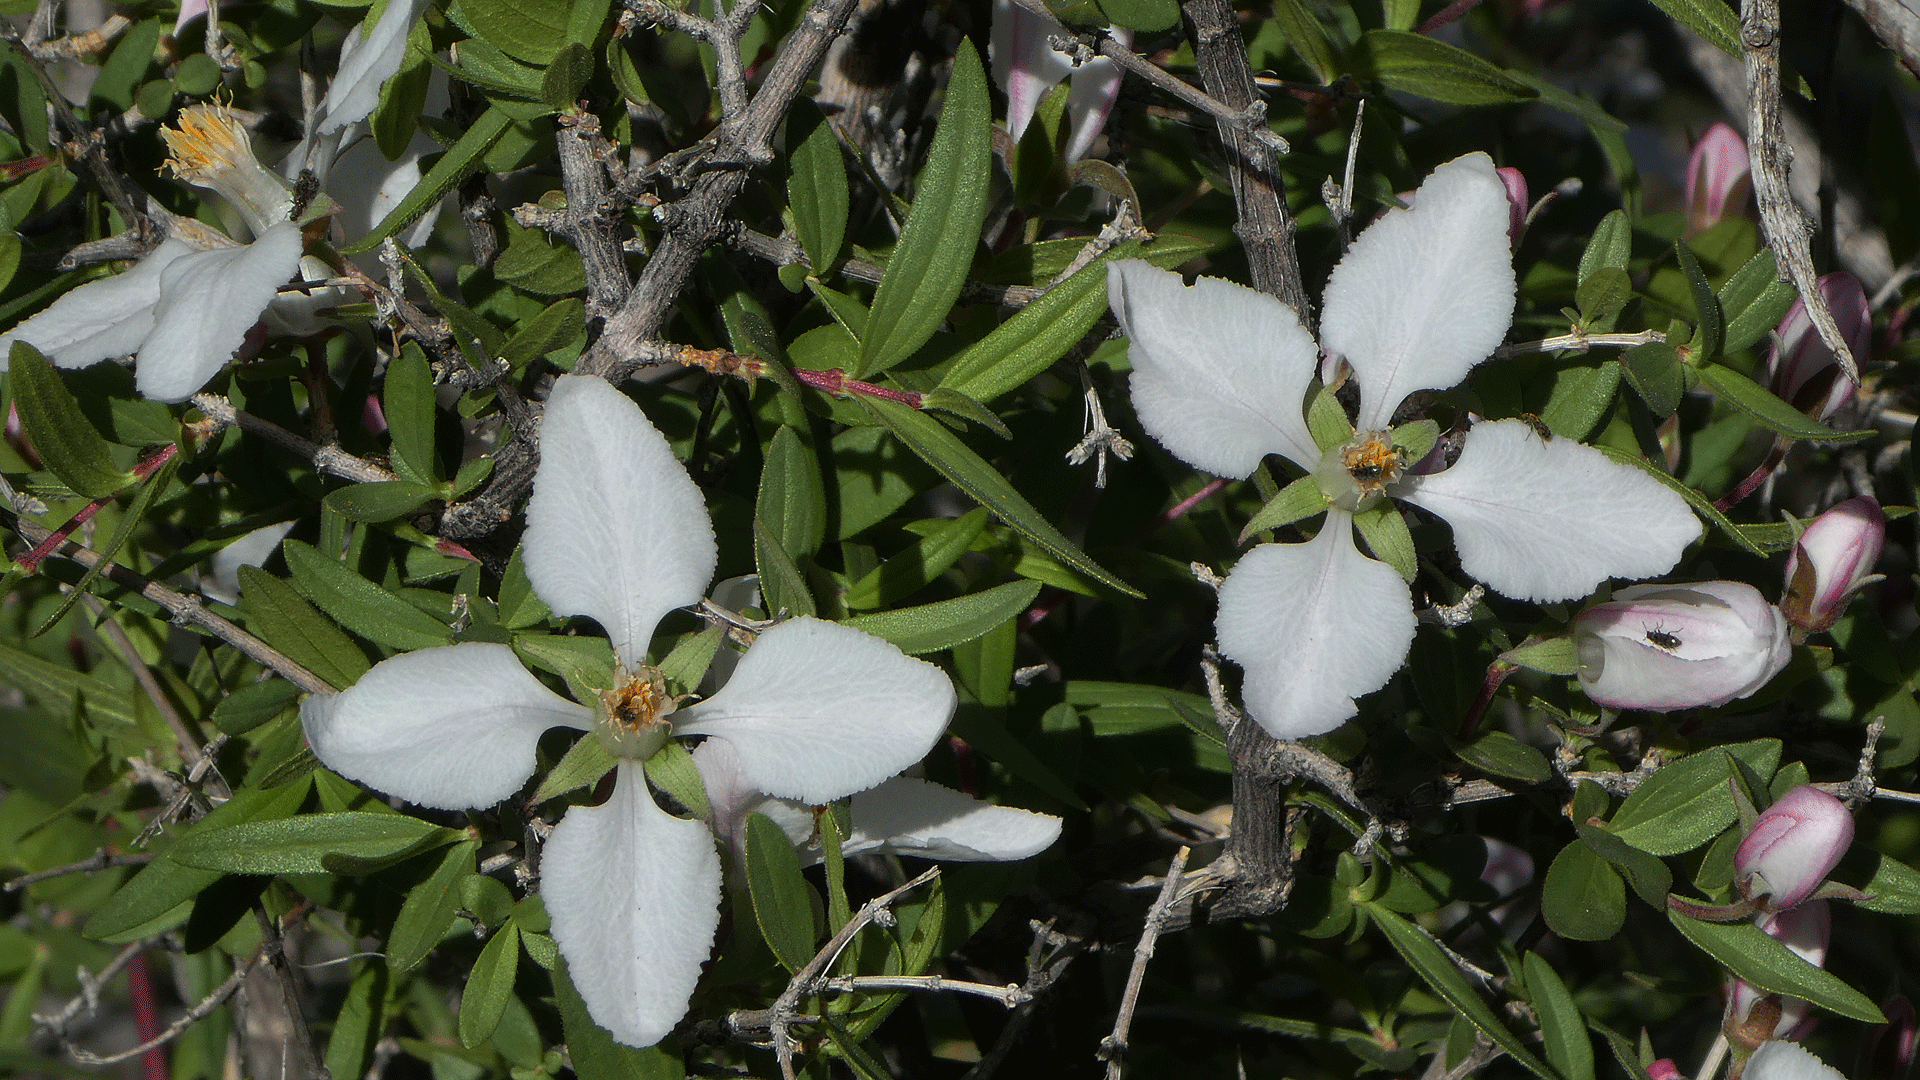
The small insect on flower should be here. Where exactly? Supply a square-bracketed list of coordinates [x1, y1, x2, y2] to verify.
[1519, 413, 1552, 441]
[1341, 431, 1407, 492]
[1644, 627, 1682, 650]
[290, 169, 320, 220]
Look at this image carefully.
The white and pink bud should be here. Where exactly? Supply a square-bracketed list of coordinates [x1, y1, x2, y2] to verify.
[1768, 272, 1869, 421]
[1729, 901, 1830, 1041]
[1644, 1061, 1682, 1080]
[1572, 581, 1792, 711]
[1685, 122, 1751, 235]
[1497, 167, 1528, 245]
[1735, 786, 1854, 912]
[990, 0, 1130, 162]
[1782, 496, 1884, 633]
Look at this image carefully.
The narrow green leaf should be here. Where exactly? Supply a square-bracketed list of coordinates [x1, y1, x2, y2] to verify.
[1608, 740, 1780, 856]
[754, 516, 816, 618]
[1538, 360, 1622, 442]
[210, 679, 302, 735]
[788, 100, 849, 272]
[1503, 635, 1580, 676]
[1352, 503, 1417, 582]
[745, 812, 819, 972]
[1578, 210, 1631, 285]
[1238, 476, 1331, 543]
[1362, 904, 1556, 1079]
[1668, 911, 1885, 1023]
[949, 708, 1086, 810]
[459, 922, 521, 1048]
[842, 508, 989, 610]
[1857, 852, 1920, 914]
[35, 454, 180, 637]
[842, 580, 1042, 655]
[642, 741, 710, 821]
[1620, 343, 1684, 418]
[502, 298, 586, 370]
[388, 840, 478, 974]
[282, 539, 454, 651]
[1542, 840, 1626, 941]
[343, 106, 513, 255]
[938, 257, 1108, 403]
[9, 343, 132, 497]
[239, 566, 371, 690]
[1575, 823, 1673, 908]
[759, 425, 826, 559]
[1697, 364, 1869, 443]
[325, 963, 390, 1080]
[1352, 30, 1539, 106]
[1675, 242, 1724, 362]
[167, 812, 460, 875]
[655, 624, 725, 692]
[1576, 266, 1632, 325]
[1642, 0, 1742, 59]
[323, 480, 440, 522]
[1270, 0, 1337, 82]
[1718, 250, 1797, 354]
[862, 398, 1137, 596]
[541, 42, 594, 111]
[859, 41, 992, 377]
[1523, 953, 1595, 1080]
[385, 346, 442, 488]
[532, 734, 617, 802]
[1451, 731, 1551, 783]
[0, 639, 137, 724]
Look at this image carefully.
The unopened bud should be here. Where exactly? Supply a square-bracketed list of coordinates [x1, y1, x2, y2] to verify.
[1782, 496, 1884, 633]
[1768, 272, 1869, 422]
[1572, 582, 1791, 711]
[1685, 122, 1751, 235]
[1735, 786, 1853, 912]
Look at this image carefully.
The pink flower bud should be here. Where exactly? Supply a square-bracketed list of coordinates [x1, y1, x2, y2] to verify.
[1782, 496, 1884, 632]
[1645, 1061, 1682, 1080]
[1768, 272, 1868, 421]
[1573, 581, 1792, 711]
[1735, 786, 1853, 912]
[1685, 122, 1751, 235]
[1730, 901, 1830, 1038]
[1497, 167, 1529, 245]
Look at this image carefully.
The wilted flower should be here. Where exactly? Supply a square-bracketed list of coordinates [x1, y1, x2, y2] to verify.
[1109, 153, 1700, 738]
[0, 105, 306, 402]
[1572, 581, 1792, 711]
[990, 0, 1130, 162]
[1686, 121, 1751, 235]
[1730, 902, 1830, 1042]
[1783, 496, 1885, 633]
[1769, 272, 1870, 422]
[1743, 1039, 1848, 1080]
[1736, 785, 1854, 913]
[303, 375, 955, 1048]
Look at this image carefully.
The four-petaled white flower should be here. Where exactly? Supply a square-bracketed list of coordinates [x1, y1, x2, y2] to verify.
[1107, 153, 1703, 739]
[301, 375, 957, 1048]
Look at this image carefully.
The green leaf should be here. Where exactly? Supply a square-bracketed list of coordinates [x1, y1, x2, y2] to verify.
[167, 812, 461, 875]
[787, 100, 849, 272]
[758, 425, 826, 560]
[554, 962, 683, 1080]
[532, 734, 616, 802]
[325, 963, 390, 1080]
[858, 41, 992, 377]
[1641, 0, 1742, 60]
[496, 223, 588, 296]
[370, 21, 433, 160]
[388, 840, 478, 974]
[541, 42, 595, 111]
[239, 566, 371, 690]
[754, 517, 816, 618]
[1352, 502, 1416, 582]
[323, 480, 440, 522]
[1352, 30, 1539, 106]
[843, 508, 989, 610]
[655, 624, 724, 691]
[1718, 250, 1797, 355]
[344, 106, 513, 255]
[1523, 953, 1595, 1080]
[0, 639, 138, 726]
[744, 812, 819, 972]
[642, 740, 710, 820]
[1668, 911, 1885, 1023]
[1098, 0, 1180, 31]
[1576, 266, 1632, 325]
[1305, 381, 1354, 449]
[862, 398, 1137, 595]
[1857, 852, 1920, 914]
[459, 922, 521, 1048]
[1575, 822, 1673, 908]
[454, 0, 571, 63]
[1538, 360, 1622, 442]
[938, 259, 1109, 403]
[1238, 476, 1332, 544]
[1361, 904, 1556, 1079]
[1450, 731, 1551, 783]
[498, 547, 553, 629]
[502, 298, 586, 370]
[385, 346, 442, 488]
[210, 679, 302, 736]
[1607, 741, 1780, 856]
[282, 539, 454, 651]
[1542, 839, 1625, 941]
[1578, 209, 1631, 285]
[34, 453, 181, 637]
[1503, 635, 1579, 676]
[1269, 0, 1337, 82]
[1619, 343, 1684, 418]
[1675, 241, 1723, 362]
[8, 343, 132, 497]
[1697, 364, 1866, 443]
[842, 580, 1042, 655]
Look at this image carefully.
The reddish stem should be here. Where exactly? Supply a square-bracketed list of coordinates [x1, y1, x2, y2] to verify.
[1416, 0, 1486, 34]
[1457, 659, 1517, 740]
[0, 155, 51, 181]
[125, 951, 170, 1080]
[18, 444, 178, 573]
[1713, 441, 1788, 511]
[789, 368, 923, 407]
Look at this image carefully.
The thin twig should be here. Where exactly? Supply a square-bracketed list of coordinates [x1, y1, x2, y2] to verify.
[814, 975, 1030, 1006]
[79, 593, 213, 779]
[5, 850, 156, 892]
[1494, 328, 1667, 358]
[193, 394, 398, 486]
[1098, 847, 1191, 1079]
[60, 954, 255, 1067]
[960, 919, 1093, 1080]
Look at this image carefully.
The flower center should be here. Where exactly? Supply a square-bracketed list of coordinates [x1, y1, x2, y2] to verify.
[1314, 430, 1406, 511]
[594, 666, 675, 760]
[160, 103, 293, 235]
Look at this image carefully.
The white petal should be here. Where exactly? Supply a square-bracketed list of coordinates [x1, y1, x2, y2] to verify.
[1743, 1041, 1847, 1080]
[689, 736, 769, 855]
[523, 375, 717, 669]
[543, 761, 722, 1049]
[137, 222, 305, 403]
[1108, 260, 1321, 477]
[0, 239, 195, 370]
[201, 519, 296, 605]
[1396, 420, 1701, 602]
[319, 0, 432, 134]
[847, 777, 1061, 861]
[301, 642, 592, 810]
[991, 0, 1073, 144]
[1216, 515, 1417, 738]
[1061, 30, 1128, 162]
[672, 617, 955, 805]
[1320, 153, 1517, 430]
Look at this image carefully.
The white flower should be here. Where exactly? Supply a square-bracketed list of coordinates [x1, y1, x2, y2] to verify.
[0, 105, 306, 402]
[1572, 581, 1792, 711]
[301, 375, 955, 1048]
[319, 0, 434, 136]
[990, 0, 1130, 162]
[1107, 153, 1702, 739]
[1744, 1040, 1850, 1080]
